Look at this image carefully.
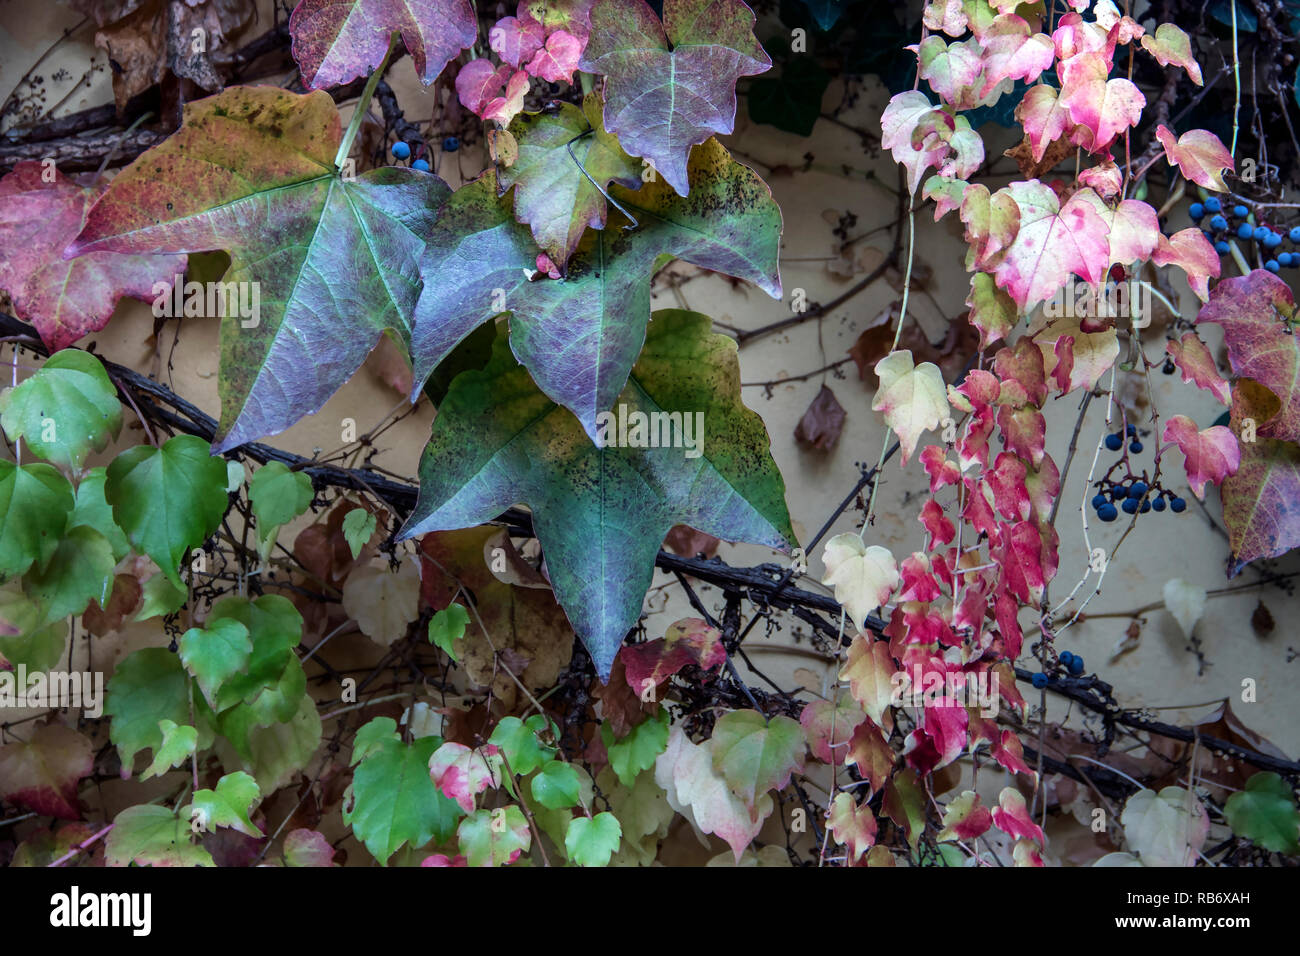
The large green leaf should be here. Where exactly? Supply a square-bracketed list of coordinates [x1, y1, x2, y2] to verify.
[105, 434, 229, 589]
[105, 647, 209, 771]
[21, 525, 116, 625]
[1224, 772, 1300, 854]
[206, 594, 305, 717]
[69, 86, 450, 452]
[709, 709, 806, 811]
[104, 805, 214, 867]
[0, 461, 73, 579]
[499, 94, 642, 267]
[343, 717, 461, 864]
[179, 616, 253, 708]
[0, 349, 122, 473]
[410, 137, 782, 441]
[399, 310, 795, 678]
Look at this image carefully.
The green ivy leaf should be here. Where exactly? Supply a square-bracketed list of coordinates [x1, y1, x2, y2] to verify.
[133, 573, 187, 622]
[530, 759, 582, 810]
[188, 771, 263, 837]
[564, 811, 622, 867]
[488, 715, 557, 776]
[104, 805, 214, 867]
[249, 461, 313, 555]
[0, 583, 66, 671]
[344, 719, 460, 864]
[106, 434, 229, 589]
[21, 525, 115, 625]
[456, 805, 530, 867]
[341, 507, 377, 560]
[602, 708, 670, 788]
[215, 692, 320, 795]
[68, 467, 130, 561]
[206, 594, 304, 718]
[1224, 772, 1300, 854]
[709, 709, 806, 810]
[141, 719, 198, 781]
[179, 616, 253, 708]
[0, 349, 122, 474]
[427, 602, 470, 661]
[105, 647, 206, 771]
[400, 311, 795, 678]
[0, 461, 74, 579]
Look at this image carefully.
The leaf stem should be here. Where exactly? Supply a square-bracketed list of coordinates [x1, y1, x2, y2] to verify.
[334, 34, 398, 173]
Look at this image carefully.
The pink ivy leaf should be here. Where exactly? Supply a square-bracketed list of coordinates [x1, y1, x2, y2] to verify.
[621, 617, 725, 691]
[921, 175, 968, 221]
[1166, 332, 1231, 406]
[920, 498, 956, 549]
[1221, 380, 1300, 573]
[883, 93, 983, 195]
[978, 15, 1054, 97]
[482, 70, 531, 124]
[800, 697, 866, 764]
[919, 444, 961, 492]
[922, 0, 968, 37]
[1197, 269, 1300, 441]
[992, 180, 1110, 312]
[998, 519, 1051, 605]
[428, 742, 503, 814]
[985, 452, 1032, 521]
[1077, 158, 1122, 199]
[828, 792, 878, 862]
[1162, 416, 1241, 499]
[525, 29, 583, 83]
[938, 790, 994, 842]
[1015, 84, 1073, 164]
[1057, 52, 1145, 152]
[0, 724, 94, 820]
[1151, 228, 1220, 302]
[1072, 193, 1160, 267]
[992, 786, 1046, 844]
[913, 36, 984, 109]
[1052, 12, 1114, 66]
[897, 552, 943, 602]
[0, 162, 186, 351]
[490, 11, 546, 68]
[1140, 23, 1203, 85]
[456, 59, 512, 116]
[290, 0, 477, 88]
[1154, 125, 1233, 192]
[960, 182, 1020, 271]
[421, 853, 469, 866]
[1034, 318, 1119, 393]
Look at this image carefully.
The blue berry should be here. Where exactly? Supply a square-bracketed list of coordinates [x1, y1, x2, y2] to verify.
[1067, 655, 1084, 676]
[1126, 424, 1137, 436]
[1254, 226, 1270, 242]
[1098, 502, 1119, 522]
[1122, 497, 1139, 514]
[1267, 259, 1281, 273]
[1091, 493, 1108, 510]
[1209, 215, 1228, 231]
[1238, 223, 1255, 240]
[1031, 672, 1049, 689]
[1129, 481, 1148, 497]
[1205, 197, 1222, 213]
[1233, 205, 1249, 218]
[442, 136, 460, 152]
[1130, 440, 1144, 453]
[391, 141, 411, 159]
[1266, 232, 1283, 249]
[1171, 497, 1187, 513]
[1291, 226, 1300, 243]
[1152, 497, 1167, 512]
[1215, 240, 1231, 255]
[1105, 433, 1123, 451]
[1280, 253, 1294, 267]
[411, 158, 430, 172]
[1140, 499, 1151, 513]
[1189, 202, 1205, 220]
[1060, 650, 1075, 664]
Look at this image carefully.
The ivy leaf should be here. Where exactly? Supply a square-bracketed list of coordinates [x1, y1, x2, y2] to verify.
[800, 695, 866, 764]
[1140, 23, 1203, 85]
[341, 507, 377, 559]
[283, 828, 336, 866]
[1166, 332, 1231, 406]
[141, 720, 199, 781]
[1223, 772, 1300, 854]
[105, 648, 205, 772]
[872, 350, 950, 464]
[1121, 786, 1208, 866]
[457, 805, 530, 866]
[0, 349, 122, 474]
[602, 707, 670, 787]
[134, 573, 187, 622]
[21, 525, 116, 625]
[1197, 270, 1300, 442]
[249, 462, 313, 553]
[289, 0, 477, 89]
[106, 434, 228, 589]
[69, 87, 451, 452]
[427, 741, 504, 814]
[1162, 416, 1240, 499]
[499, 94, 642, 267]
[68, 467, 130, 561]
[0, 162, 185, 351]
[828, 792, 877, 862]
[565, 811, 622, 866]
[341, 562, 421, 646]
[621, 617, 725, 691]
[0, 461, 74, 579]
[344, 721, 460, 864]
[1221, 380, 1300, 573]
[530, 759, 583, 810]
[104, 805, 214, 867]
[217, 693, 320, 794]
[411, 137, 782, 442]
[1155, 125, 1233, 192]
[179, 616, 253, 708]
[0, 585, 67, 673]
[820, 535, 899, 632]
[709, 709, 805, 812]
[992, 181, 1110, 312]
[1057, 52, 1145, 153]
[399, 311, 795, 679]
[488, 714, 557, 776]
[0, 723, 94, 820]
[427, 602, 470, 661]
[577, 0, 770, 196]
[188, 771, 263, 838]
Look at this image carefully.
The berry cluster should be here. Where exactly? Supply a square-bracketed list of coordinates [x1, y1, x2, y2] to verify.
[1030, 650, 1086, 688]
[1090, 425, 1186, 522]
[390, 140, 431, 171]
[1190, 197, 1300, 273]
